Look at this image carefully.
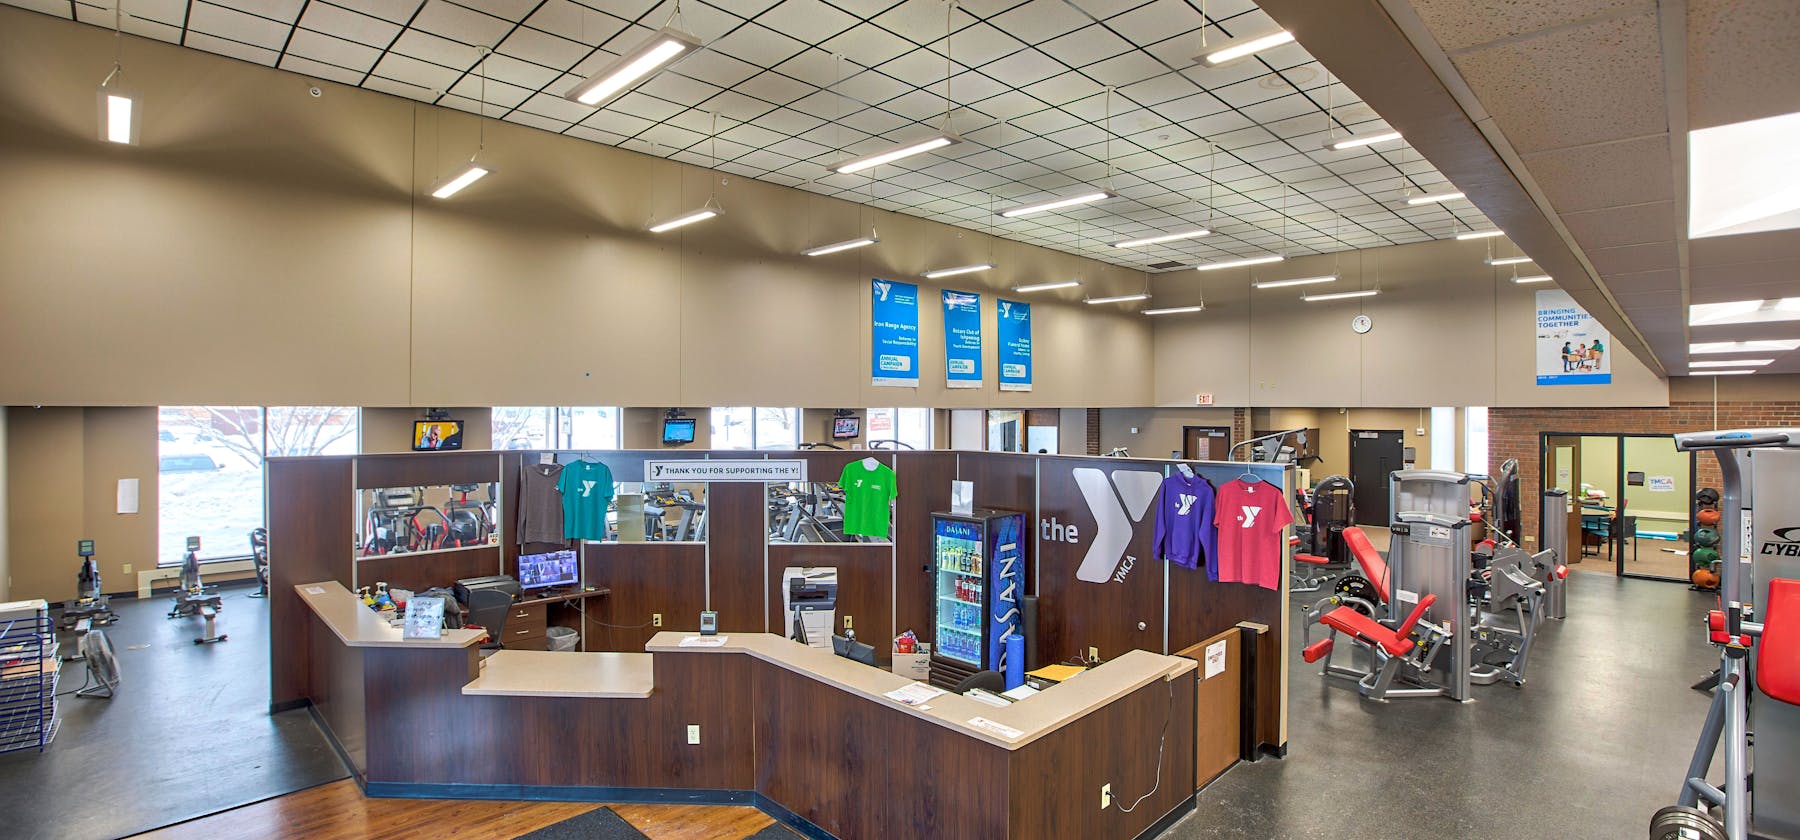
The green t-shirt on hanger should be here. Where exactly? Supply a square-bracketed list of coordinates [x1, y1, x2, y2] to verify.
[838, 459, 897, 539]
[557, 459, 615, 542]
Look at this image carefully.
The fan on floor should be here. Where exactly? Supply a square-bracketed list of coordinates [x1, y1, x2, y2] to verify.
[73, 627, 121, 699]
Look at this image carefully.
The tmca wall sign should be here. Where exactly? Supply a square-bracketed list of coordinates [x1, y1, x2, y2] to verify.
[1040, 467, 1162, 584]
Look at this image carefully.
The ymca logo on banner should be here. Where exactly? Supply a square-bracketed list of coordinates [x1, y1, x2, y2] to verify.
[1041, 468, 1162, 583]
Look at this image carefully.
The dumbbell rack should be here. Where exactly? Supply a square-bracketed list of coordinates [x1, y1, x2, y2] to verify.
[0, 599, 60, 754]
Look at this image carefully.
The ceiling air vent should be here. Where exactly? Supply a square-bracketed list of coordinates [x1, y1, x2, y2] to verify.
[1148, 261, 1187, 270]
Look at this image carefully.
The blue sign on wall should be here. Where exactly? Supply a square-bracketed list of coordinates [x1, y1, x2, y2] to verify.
[942, 289, 983, 389]
[871, 279, 919, 387]
[996, 298, 1032, 392]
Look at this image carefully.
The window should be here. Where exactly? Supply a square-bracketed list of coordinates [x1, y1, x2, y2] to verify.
[986, 410, 1024, 452]
[710, 407, 799, 450]
[867, 408, 933, 449]
[490, 407, 621, 450]
[1429, 407, 1456, 471]
[159, 406, 359, 565]
[1464, 406, 1490, 475]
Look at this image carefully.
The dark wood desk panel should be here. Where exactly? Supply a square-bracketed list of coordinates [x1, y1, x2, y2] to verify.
[894, 452, 957, 641]
[1036, 457, 1165, 664]
[1006, 672, 1197, 838]
[1176, 629, 1242, 787]
[354, 546, 500, 594]
[354, 450, 500, 489]
[361, 645, 480, 785]
[706, 482, 767, 634]
[766, 544, 895, 655]
[583, 543, 707, 651]
[753, 662, 1009, 840]
[270, 457, 355, 707]
[306, 615, 367, 780]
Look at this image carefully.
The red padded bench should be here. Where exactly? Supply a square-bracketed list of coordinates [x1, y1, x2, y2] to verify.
[1760, 579, 1800, 706]
[1341, 526, 1391, 603]
[1306, 594, 1438, 662]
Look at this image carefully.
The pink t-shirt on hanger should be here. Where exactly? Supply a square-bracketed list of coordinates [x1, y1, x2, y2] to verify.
[1213, 478, 1294, 590]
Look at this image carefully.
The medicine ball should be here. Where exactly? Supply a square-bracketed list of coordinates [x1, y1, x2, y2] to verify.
[1691, 547, 1721, 567]
[1691, 568, 1719, 590]
[1694, 488, 1721, 507]
[1693, 527, 1720, 548]
[1695, 508, 1721, 527]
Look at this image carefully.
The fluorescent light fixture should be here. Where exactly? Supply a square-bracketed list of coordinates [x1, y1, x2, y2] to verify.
[647, 205, 720, 233]
[1690, 340, 1800, 354]
[1000, 191, 1115, 218]
[831, 134, 961, 175]
[1303, 289, 1380, 302]
[1486, 256, 1533, 266]
[1085, 293, 1150, 304]
[1690, 359, 1773, 368]
[1254, 275, 1336, 289]
[923, 264, 992, 279]
[1701, 370, 1758, 375]
[1199, 30, 1295, 66]
[1406, 191, 1465, 206]
[565, 28, 701, 107]
[1113, 229, 1210, 248]
[802, 237, 877, 257]
[1690, 297, 1800, 327]
[1326, 131, 1401, 151]
[430, 162, 490, 199]
[1142, 305, 1203, 315]
[97, 86, 138, 145]
[1689, 110, 1800, 239]
[1196, 254, 1284, 271]
[1012, 280, 1081, 292]
[1512, 275, 1553, 284]
[1456, 230, 1505, 240]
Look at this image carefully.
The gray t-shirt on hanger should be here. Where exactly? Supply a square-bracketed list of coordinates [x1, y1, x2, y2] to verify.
[517, 461, 565, 545]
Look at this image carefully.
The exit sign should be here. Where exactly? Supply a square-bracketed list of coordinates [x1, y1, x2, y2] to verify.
[1194, 393, 1215, 405]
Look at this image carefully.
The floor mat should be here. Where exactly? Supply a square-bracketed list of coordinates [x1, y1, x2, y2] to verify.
[743, 823, 803, 839]
[512, 807, 649, 840]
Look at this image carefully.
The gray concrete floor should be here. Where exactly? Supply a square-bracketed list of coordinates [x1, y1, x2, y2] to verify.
[0, 582, 347, 840]
[1170, 573, 1715, 839]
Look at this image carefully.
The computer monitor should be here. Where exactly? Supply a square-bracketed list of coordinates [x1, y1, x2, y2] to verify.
[831, 416, 860, 439]
[661, 417, 697, 445]
[832, 634, 877, 666]
[517, 549, 578, 590]
[413, 420, 464, 451]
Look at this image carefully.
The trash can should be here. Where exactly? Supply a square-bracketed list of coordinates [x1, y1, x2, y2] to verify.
[546, 626, 579, 651]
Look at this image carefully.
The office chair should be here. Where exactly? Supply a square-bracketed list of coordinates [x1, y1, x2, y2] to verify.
[465, 588, 512, 654]
[952, 669, 1006, 695]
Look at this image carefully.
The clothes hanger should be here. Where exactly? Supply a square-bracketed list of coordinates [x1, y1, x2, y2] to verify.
[1239, 467, 1261, 484]
[1176, 463, 1195, 479]
[862, 456, 880, 470]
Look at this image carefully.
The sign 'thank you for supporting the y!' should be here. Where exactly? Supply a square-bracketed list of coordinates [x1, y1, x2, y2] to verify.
[644, 460, 808, 483]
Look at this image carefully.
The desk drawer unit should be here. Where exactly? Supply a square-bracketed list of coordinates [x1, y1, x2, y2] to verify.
[504, 603, 547, 650]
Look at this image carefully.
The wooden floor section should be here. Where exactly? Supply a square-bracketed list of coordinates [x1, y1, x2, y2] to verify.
[128, 779, 777, 840]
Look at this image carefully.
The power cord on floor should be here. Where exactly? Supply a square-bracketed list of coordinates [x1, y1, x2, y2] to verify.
[1113, 678, 1174, 814]
[585, 618, 659, 630]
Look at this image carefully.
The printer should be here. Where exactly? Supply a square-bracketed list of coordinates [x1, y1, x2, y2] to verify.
[454, 574, 521, 606]
[781, 567, 838, 649]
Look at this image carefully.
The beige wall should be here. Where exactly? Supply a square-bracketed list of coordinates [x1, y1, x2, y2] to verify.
[360, 407, 492, 453]
[1252, 407, 1433, 479]
[622, 408, 711, 449]
[1096, 407, 1239, 458]
[1669, 373, 1800, 403]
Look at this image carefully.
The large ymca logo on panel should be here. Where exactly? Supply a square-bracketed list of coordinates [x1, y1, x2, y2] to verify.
[1042, 468, 1162, 583]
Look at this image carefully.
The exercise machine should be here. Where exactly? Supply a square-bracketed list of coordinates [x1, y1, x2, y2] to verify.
[167, 536, 227, 644]
[768, 483, 847, 543]
[443, 484, 495, 548]
[1300, 525, 1455, 700]
[247, 527, 269, 598]
[1292, 475, 1354, 593]
[361, 487, 448, 556]
[58, 539, 117, 631]
[1652, 428, 1800, 840]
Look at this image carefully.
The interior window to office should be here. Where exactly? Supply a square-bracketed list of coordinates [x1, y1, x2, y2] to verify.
[867, 408, 933, 449]
[711, 407, 799, 450]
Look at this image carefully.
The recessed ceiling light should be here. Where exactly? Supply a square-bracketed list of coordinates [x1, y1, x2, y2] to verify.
[1456, 230, 1505, 240]
[1254, 275, 1336, 289]
[831, 133, 961, 175]
[1513, 275, 1553, 284]
[1486, 256, 1533, 266]
[1690, 298, 1800, 326]
[1000, 191, 1115, 218]
[1012, 280, 1080, 292]
[923, 264, 992, 279]
[802, 237, 877, 256]
[1689, 110, 1800, 239]
[1406, 191, 1465, 206]
[1085, 293, 1149, 305]
[1689, 340, 1800, 354]
[1114, 229, 1210, 248]
[1325, 131, 1401, 151]
[1303, 289, 1380, 302]
[647, 204, 720, 233]
[1198, 30, 1296, 66]
[1196, 255, 1284, 271]
[564, 28, 701, 107]
[1701, 370, 1758, 375]
[1690, 359, 1773, 368]
[430, 162, 490, 199]
[1142, 305, 1203, 315]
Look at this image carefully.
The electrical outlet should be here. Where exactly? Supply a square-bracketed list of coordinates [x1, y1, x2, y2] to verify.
[653, 613, 663, 627]
[686, 724, 700, 745]
[1088, 646, 1099, 663]
[1101, 783, 1112, 810]
[122, 564, 132, 575]
[843, 615, 853, 631]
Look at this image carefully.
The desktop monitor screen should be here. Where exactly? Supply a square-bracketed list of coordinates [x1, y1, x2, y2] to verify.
[831, 416, 861, 439]
[413, 420, 464, 451]
[517, 549, 579, 590]
[832, 634, 877, 666]
[662, 417, 697, 445]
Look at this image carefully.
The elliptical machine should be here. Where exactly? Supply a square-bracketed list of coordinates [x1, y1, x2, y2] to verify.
[167, 536, 227, 644]
[1292, 475, 1354, 593]
[247, 527, 270, 598]
[59, 539, 118, 631]
[443, 484, 494, 548]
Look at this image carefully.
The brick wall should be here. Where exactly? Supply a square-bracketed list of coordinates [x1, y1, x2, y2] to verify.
[1232, 408, 1249, 459]
[1490, 400, 1800, 542]
[1086, 408, 1101, 455]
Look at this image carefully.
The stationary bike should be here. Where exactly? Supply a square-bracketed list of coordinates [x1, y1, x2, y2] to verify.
[246, 527, 270, 598]
[167, 537, 227, 644]
[59, 540, 118, 630]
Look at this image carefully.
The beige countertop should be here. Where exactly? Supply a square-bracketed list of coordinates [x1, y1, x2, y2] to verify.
[645, 632, 1195, 750]
[463, 650, 654, 698]
[295, 581, 484, 649]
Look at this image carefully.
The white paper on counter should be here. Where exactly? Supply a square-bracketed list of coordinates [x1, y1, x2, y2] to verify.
[884, 682, 946, 706]
[679, 635, 728, 647]
[968, 716, 1024, 740]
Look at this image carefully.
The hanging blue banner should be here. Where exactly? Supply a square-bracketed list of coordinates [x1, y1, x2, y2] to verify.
[996, 298, 1032, 392]
[942, 289, 983, 389]
[871, 278, 919, 387]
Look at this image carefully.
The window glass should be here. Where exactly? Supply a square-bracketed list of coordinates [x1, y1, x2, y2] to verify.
[867, 408, 932, 450]
[987, 409, 1024, 452]
[1464, 406, 1490, 475]
[267, 406, 360, 457]
[711, 407, 754, 450]
[563, 407, 621, 449]
[158, 406, 265, 564]
[493, 407, 554, 450]
[755, 407, 800, 449]
[1429, 407, 1456, 472]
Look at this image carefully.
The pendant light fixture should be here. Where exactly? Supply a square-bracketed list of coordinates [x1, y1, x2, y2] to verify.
[1002, 86, 1118, 218]
[649, 112, 723, 233]
[831, 2, 964, 175]
[564, 1, 700, 108]
[1012, 280, 1081, 293]
[1113, 229, 1210, 248]
[1456, 229, 1505, 240]
[1320, 71, 1401, 151]
[1406, 191, 1465, 206]
[804, 57, 876, 256]
[1487, 256, 1532, 266]
[431, 47, 494, 199]
[96, 3, 138, 145]
[1142, 305, 1202, 315]
[1306, 238, 1381, 301]
[1193, 1, 1293, 66]
[1087, 293, 1150, 305]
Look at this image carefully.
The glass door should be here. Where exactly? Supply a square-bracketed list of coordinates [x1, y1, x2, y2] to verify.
[1620, 435, 1695, 582]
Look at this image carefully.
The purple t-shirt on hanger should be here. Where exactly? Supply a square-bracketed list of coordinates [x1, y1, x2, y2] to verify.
[1152, 469, 1220, 580]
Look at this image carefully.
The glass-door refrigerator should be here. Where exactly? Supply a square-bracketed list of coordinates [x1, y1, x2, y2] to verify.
[929, 508, 1026, 691]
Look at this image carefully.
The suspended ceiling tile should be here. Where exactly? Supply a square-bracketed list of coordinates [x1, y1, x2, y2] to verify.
[1518, 134, 1673, 213]
[1587, 240, 1678, 276]
[1407, 0, 1653, 53]
[1690, 228, 1800, 267]
[1601, 268, 1681, 293]
[1560, 201, 1677, 250]
[1687, 0, 1800, 130]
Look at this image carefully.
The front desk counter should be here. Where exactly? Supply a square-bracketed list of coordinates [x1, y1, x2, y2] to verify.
[296, 583, 1199, 840]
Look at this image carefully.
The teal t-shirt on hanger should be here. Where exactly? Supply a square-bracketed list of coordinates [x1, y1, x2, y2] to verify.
[557, 459, 614, 541]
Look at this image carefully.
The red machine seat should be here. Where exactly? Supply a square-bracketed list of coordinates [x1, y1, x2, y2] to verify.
[1759, 579, 1800, 706]
[1302, 638, 1334, 662]
[1341, 527, 1391, 603]
[1295, 553, 1330, 566]
[1708, 611, 1753, 647]
[1319, 594, 1438, 658]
